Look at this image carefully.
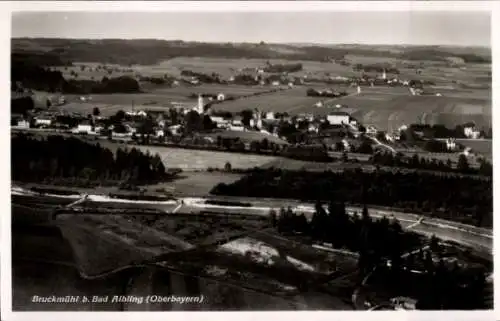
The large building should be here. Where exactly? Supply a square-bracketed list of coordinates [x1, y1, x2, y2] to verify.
[326, 112, 351, 125]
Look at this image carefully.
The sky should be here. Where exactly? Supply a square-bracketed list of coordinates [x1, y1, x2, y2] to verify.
[11, 11, 491, 47]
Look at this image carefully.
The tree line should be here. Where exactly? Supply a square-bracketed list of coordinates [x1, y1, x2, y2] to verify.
[263, 62, 303, 73]
[11, 56, 141, 94]
[408, 123, 492, 140]
[371, 151, 493, 177]
[211, 167, 492, 227]
[306, 88, 348, 98]
[11, 134, 168, 187]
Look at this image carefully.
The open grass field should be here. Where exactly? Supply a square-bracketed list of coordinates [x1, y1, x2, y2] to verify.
[147, 172, 244, 196]
[455, 139, 492, 159]
[99, 142, 278, 170]
[212, 85, 355, 114]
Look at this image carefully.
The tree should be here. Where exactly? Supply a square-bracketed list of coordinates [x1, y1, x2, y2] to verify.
[114, 110, 126, 122]
[334, 141, 345, 152]
[269, 209, 277, 227]
[185, 110, 202, 133]
[357, 141, 373, 154]
[342, 151, 348, 162]
[240, 109, 254, 127]
[375, 131, 386, 142]
[479, 159, 493, 176]
[93, 107, 101, 117]
[457, 154, 470, 173]
[202, 115, 215, 131]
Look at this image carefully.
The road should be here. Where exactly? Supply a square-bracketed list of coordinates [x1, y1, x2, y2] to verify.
[12, 187, 492, 253]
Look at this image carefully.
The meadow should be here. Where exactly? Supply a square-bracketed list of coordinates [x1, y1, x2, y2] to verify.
[99, 142, 278, 170]
[212, 86, 355, 114]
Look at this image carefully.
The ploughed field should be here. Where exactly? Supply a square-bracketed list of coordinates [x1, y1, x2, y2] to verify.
[295, 93, 491, 133]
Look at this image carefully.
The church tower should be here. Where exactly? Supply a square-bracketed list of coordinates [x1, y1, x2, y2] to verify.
[197, 95, 204, 114]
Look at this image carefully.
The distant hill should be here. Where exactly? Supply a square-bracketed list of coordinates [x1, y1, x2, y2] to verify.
[11, 38, 491, 66]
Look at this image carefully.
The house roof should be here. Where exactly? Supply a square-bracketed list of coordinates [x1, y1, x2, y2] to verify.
[79, 120, 92, 126]
[328, 111, 350, 117]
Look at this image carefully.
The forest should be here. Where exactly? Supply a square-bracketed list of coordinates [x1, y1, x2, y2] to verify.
[11, 54, 141, 94]
[13, 39, 490, 66]
[272, 201, 489, 309]
[11, 134, 168, 187]
[211, 167, 492, 227]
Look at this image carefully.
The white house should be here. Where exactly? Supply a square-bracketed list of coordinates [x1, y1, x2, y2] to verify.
[464, 126, 480, 139]
[232, 118, 243, 127]
[326, 112, 350, 125]
[249, 118, 263, 129]
[155, 129, 165, 138]
[308, 124, 319, 133]
[35, 117, 52, 126]
[126, 110, 147, 117]
[168, 124, 182, 136]
[77, 122, 93, 134]
[210, 116, 230, 128]
[446, 138, 457, 151]
[15, 120, 30, 129]
[271, 81, 280, 86]
[229, 124, 245, 131]
[265, 112, 275, 120]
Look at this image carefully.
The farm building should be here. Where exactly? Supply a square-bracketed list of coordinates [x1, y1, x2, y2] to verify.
[232, 116, 243, 126]
[464, 125, 480, 139]
[76, 120, 93, 134]
[210, 116, 230, 128]
[16, 119, 30, 129]
[217, 93, 225, 101]
[265, 112, 275, 120]
[326, 112, 351, 125]
[34, 116, 52, 127]
[229, 124, 245, 131]
[445, 138, 457, 151]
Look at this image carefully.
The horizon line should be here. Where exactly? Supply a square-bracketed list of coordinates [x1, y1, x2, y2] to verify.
[11, 37, 492, 49]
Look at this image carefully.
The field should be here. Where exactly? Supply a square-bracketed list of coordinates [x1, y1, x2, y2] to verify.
[455, 139, 492, 159]
[293, 90, 491, 132]
[99, 142, 278, 170]
[212, 85, 355, 114]
[49, 84, 275, 117]
[46, 54, 491, 134]
[147, 172, 244, 196]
